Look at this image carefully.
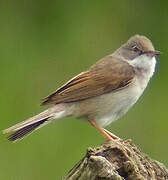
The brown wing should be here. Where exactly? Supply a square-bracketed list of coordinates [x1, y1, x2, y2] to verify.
[41, 56, 135, 105]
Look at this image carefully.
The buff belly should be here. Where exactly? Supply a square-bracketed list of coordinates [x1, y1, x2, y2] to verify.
[73, 78, 145, 127]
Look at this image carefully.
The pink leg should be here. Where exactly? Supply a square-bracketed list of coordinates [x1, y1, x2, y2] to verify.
[89, 120, 114, 141]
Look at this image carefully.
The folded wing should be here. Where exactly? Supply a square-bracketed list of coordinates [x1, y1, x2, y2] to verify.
[41, 56, 135, 105]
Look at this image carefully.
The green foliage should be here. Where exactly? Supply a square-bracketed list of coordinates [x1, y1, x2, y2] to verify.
[0, 1, 167, 179]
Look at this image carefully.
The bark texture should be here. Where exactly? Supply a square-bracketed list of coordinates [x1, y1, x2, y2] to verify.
[64, 139, 168, 180]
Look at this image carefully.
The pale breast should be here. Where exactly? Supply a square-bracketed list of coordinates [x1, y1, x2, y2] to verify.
[73, 77, 145, 127]
[93, 77, 144, 127]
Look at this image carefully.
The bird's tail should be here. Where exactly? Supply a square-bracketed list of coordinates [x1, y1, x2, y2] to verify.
[3, 104, 72, 142]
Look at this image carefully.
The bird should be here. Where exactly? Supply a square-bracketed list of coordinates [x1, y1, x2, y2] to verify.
[3, 35, 160, 142]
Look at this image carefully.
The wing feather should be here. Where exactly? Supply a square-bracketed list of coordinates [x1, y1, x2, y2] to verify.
[41, 56, 135, 105]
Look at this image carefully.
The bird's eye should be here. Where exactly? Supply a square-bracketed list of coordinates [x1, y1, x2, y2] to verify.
[132, 46, 139, 52]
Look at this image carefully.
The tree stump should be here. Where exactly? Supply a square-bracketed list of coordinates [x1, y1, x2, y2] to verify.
[64, 139, 168, 180]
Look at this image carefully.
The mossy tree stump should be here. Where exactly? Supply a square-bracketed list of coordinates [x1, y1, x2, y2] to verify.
[64, 139, 168, 180]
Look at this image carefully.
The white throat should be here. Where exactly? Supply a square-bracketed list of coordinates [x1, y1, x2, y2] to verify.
[126, 55, 156, 79]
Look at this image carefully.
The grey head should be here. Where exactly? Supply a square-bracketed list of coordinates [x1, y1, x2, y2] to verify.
[114, 35, 160, 61]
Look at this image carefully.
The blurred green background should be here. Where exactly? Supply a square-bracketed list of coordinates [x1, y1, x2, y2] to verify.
[0, 0, 167, 179]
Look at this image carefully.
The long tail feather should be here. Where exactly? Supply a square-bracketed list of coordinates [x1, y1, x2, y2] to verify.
[3, 104, 71, 142]
[8, 118, 49, 141]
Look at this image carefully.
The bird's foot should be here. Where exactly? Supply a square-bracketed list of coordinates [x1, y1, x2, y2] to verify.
[103, 128, 121, 141]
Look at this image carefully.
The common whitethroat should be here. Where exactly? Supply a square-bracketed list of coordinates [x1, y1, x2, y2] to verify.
[3, 35, 160, 142]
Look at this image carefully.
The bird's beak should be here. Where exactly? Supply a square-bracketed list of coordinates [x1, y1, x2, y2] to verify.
[145, 50, 160, 57]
